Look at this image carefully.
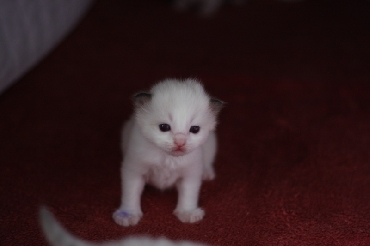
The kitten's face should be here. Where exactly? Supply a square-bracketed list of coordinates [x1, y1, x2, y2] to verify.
[134, 80, 221, 156]
[142, 107, 212, 156]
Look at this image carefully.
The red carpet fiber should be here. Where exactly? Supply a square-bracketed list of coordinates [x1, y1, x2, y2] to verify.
[1, 0, 370, 245]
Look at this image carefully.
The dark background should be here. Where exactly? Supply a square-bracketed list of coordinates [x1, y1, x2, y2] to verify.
[1, 0, 370, 245]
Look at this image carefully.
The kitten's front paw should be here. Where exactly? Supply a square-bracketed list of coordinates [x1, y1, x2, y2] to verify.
[112, 209, 143, 227]
[174, 208, 205, 223]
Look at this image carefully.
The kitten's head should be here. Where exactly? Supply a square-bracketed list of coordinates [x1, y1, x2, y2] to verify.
[134, 79, 223, 156]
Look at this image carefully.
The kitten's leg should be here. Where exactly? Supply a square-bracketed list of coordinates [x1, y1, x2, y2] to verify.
[202, 163, 215, 181]
[113, 169, 145, 227]
[202, 131, 216, 180]
[173, 178, 204, 223]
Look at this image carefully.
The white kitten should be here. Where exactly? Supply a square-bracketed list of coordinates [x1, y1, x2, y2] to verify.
[39, 207, 207, 246]
[113, 78, 223, 227]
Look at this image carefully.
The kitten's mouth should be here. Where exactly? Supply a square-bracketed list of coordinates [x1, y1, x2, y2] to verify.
[171, 147, 186, 156]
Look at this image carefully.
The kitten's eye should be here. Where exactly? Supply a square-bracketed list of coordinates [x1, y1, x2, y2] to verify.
[159, 124, 171, 132]
[189, 126, 200, 134]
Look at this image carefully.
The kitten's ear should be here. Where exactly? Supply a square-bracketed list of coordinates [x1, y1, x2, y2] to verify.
[133, 92, 152, 108]
[210, 98, 224, 115]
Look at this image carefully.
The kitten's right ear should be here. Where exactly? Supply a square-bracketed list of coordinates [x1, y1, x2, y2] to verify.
[133, 92, 152, 108]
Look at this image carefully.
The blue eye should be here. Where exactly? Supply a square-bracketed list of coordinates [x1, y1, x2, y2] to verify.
[189, 126, 200, 134]
[159, 124, 171, 132]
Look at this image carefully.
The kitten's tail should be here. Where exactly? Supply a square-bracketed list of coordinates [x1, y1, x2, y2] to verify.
[39, 207, 207, 246]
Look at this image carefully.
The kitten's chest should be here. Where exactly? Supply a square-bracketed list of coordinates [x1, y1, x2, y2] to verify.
[145, 156, 185, 190]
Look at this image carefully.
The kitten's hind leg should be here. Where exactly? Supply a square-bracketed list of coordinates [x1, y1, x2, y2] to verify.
[202, 131, 217, 180]
[202, 166, 215, 181]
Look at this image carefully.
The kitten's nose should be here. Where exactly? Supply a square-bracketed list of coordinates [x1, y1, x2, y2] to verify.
[174, 133, 186, 146]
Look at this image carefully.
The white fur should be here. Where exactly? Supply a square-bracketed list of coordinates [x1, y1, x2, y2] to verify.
[113, 79, 222, 227]
[39, 207, 207, 246]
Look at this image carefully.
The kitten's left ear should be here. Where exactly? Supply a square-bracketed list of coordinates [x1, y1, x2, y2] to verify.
[133, 92, 152, 108]
[210, 98, 224, 115]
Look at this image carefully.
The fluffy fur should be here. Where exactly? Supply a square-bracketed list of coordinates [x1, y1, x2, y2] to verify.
[113, 78, 223, 227]
[39, 207, 207, 246]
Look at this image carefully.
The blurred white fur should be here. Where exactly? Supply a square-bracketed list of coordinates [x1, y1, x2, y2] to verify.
[39, 207, 207, 246]
[113, 79, 223, 226]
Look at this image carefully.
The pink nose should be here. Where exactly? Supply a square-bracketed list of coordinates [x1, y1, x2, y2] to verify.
[174, 133, 186, 146]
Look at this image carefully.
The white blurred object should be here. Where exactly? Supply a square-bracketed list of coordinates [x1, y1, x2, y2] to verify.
[0, 0, 94, 94]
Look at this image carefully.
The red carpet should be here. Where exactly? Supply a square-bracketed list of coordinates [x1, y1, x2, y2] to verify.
[1, 0, 370, 245]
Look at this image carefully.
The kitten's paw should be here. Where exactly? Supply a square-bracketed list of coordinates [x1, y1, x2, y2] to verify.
[202, 167, 215, 180]
[174, 208, 205, 223]
[112, 209, 142, 227]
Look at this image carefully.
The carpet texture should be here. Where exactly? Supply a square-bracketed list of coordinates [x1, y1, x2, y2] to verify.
[1, 0, 370, 245]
